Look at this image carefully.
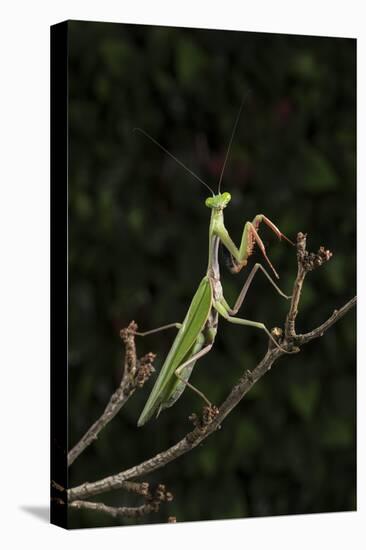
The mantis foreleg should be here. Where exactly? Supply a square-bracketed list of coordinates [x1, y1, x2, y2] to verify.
[214, 214, 293, 279]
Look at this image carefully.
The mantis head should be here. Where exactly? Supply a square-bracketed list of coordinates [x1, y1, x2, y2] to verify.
[205, 192, 231, 210]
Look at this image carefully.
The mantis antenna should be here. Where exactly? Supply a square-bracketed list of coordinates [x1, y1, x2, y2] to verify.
[217, 91, 251, 194]
[133, 127, 215, 196]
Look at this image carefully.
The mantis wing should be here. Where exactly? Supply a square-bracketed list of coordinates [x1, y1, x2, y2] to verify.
[137, 276, 213, 426]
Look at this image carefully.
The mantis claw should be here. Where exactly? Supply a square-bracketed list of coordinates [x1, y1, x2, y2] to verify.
[281, 234, 296, 246]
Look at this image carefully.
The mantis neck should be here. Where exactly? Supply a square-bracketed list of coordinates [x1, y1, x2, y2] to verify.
[207, 209, 223, 280]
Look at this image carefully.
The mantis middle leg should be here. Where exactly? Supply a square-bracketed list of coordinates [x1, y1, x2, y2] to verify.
[133, 322, 182, 337]
[222, 262, 291, 316]
[213, 300, 290, 353]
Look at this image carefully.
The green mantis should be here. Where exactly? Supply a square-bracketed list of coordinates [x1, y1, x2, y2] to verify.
[133, 104, 293, 427]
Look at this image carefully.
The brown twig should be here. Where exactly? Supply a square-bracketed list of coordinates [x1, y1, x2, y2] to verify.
[296, 296, 356, 345]
[67, 321, 156, 466]
[68, 232, 356, 510]
[285, 232, 333, 339]
[69, 500, 155, 519]
[69, 483, 173, 520]
[115, 480, 150, 497]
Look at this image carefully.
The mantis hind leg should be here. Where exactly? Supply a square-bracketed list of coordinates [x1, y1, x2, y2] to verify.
[173, 344, 214, 407]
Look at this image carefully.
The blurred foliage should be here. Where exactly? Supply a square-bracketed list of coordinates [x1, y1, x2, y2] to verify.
[67, 21, 356, 528]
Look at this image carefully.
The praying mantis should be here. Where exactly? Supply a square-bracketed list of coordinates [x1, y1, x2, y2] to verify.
[133, 102, 294, 427]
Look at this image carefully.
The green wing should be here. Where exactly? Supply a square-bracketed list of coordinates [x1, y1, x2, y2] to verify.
[137, 276, 212, 426]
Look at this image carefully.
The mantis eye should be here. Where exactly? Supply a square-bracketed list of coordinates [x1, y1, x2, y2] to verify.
[222, 192, 231, 205]
[205, 197, 214, 208]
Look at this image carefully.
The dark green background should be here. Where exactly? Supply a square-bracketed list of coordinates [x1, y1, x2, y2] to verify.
[67, 21, 356, 528]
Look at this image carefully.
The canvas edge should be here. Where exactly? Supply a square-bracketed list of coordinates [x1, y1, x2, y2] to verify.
[50, 20, 69, 529]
